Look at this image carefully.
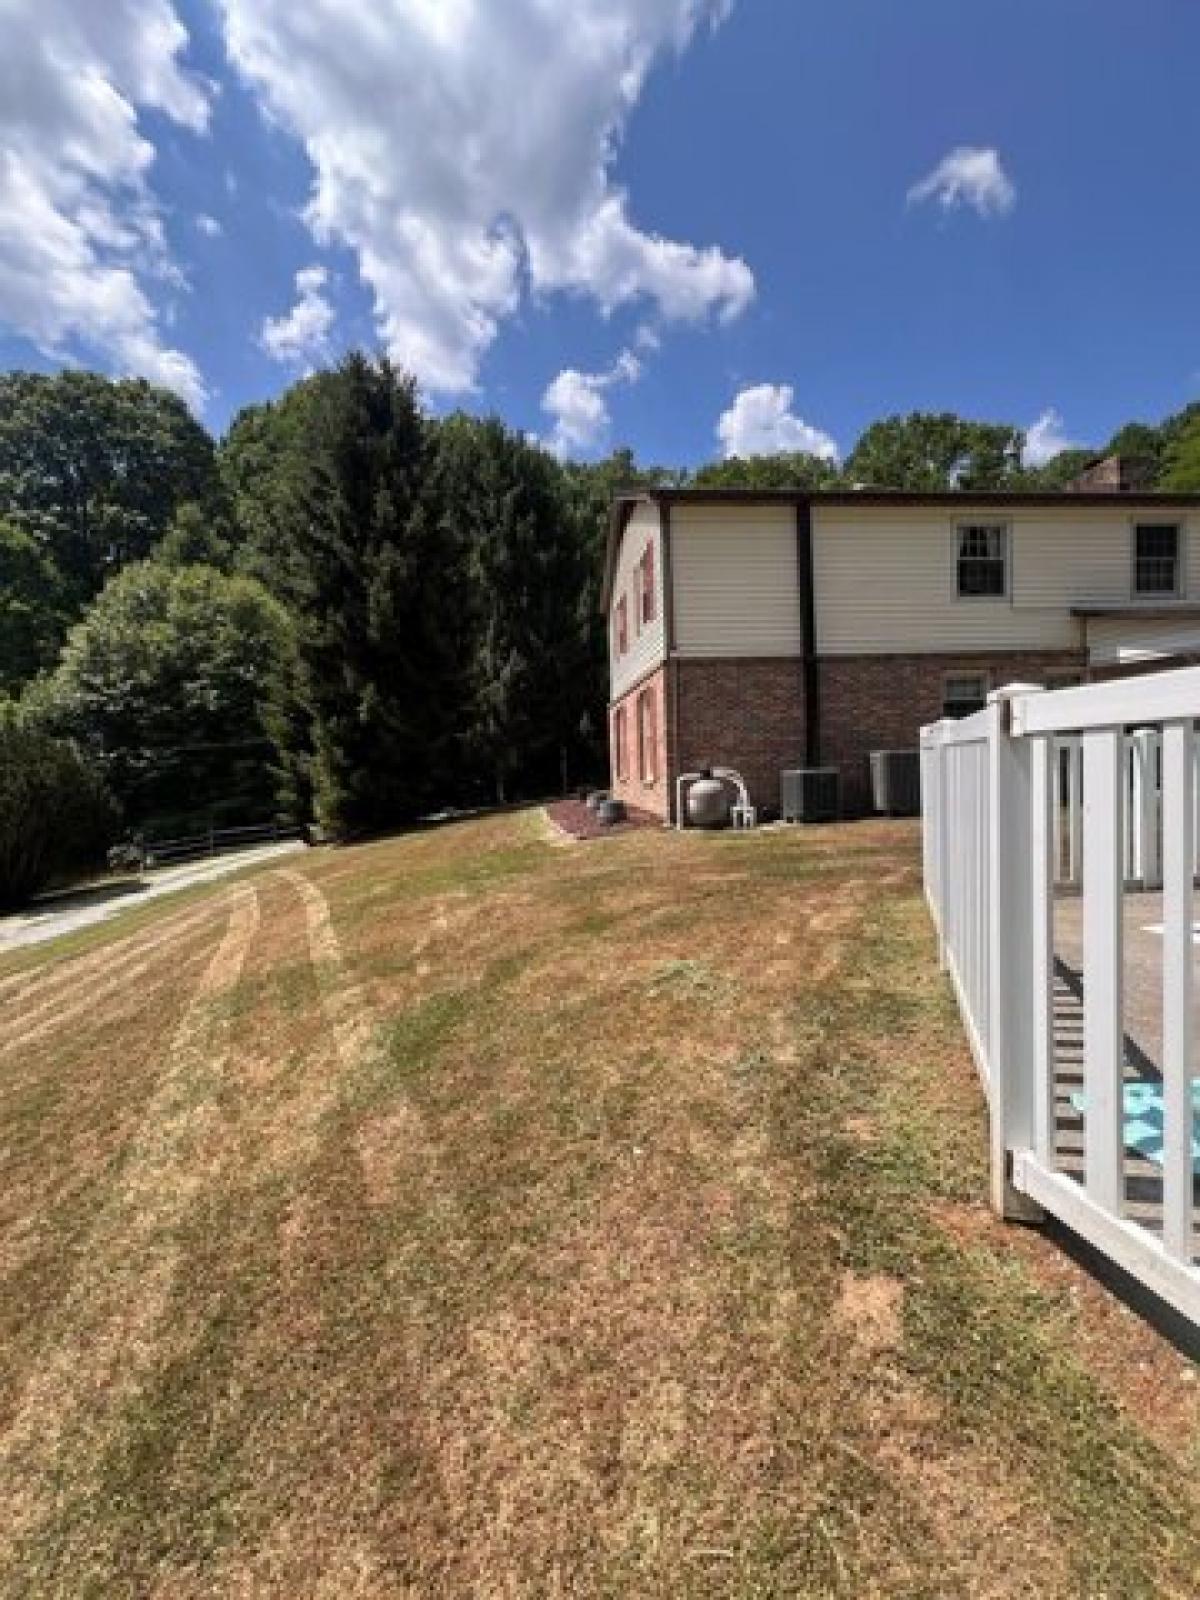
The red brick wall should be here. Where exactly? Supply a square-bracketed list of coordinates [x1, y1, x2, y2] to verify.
[674, 657, 807, 816]
[609, 647, 1200, 826]
[820, 651, 1087, 811]
[609, 665, 672, 820]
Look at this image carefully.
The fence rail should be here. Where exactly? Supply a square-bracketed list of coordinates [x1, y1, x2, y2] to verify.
[140, 820, 304, 868]
[922, 665, 1200, 1326]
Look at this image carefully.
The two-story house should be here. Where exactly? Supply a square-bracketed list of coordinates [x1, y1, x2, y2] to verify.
[601, 463, 1200, 818]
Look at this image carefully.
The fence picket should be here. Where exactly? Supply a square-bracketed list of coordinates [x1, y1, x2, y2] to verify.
[1031, 735, 1056, 1164]
[1082, 727, 1124, 1216]
[1067, 737, 1082, 885]
[1161, 719, 1195, 1262]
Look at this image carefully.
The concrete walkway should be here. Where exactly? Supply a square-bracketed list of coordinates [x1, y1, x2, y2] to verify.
[0, 841, 305, 955]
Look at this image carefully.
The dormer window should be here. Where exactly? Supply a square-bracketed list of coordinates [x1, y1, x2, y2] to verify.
[1134, 523, 1181, 596]
[956, 524, 1008, 598]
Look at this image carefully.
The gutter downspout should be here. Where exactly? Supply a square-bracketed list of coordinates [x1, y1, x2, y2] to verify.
[661, 500, 681, 823]
[796, 499, 820, 767]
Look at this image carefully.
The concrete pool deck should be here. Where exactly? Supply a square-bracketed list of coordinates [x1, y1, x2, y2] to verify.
[1051, 887, 1200, 1254]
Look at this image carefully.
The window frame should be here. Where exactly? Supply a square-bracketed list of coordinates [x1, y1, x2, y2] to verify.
[1131, 521, 1184, 599]
[953, 522, 1011, 602]
[941, 670, 990, 721]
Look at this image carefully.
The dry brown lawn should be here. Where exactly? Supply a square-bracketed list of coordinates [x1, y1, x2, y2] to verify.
[2, 810, 1199, 1598]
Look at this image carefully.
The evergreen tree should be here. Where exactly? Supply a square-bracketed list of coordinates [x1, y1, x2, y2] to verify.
[274, 354, 466, 833]
[429, 415, 596, 801]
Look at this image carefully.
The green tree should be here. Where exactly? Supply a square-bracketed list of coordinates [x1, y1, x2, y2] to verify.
[0, 706, 116, 908]
[219, 391, 322, 589]
[690, 451, 842, 490]
[154, 500, 238, 571]
[0, 519, 70, 695]
[262, 353, 465, 834]
[429, 414, 597, 801]
[30, 562, 290, 834]
[1102, 421, 1164, 477]
[846, 412, 1024, 491]
[0, 370, 219, 606]
[1017, 448, 1095, 490]
[1161, 412, 1200, 492]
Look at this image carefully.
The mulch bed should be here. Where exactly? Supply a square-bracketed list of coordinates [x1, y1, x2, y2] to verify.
[544, 799, 663, 841]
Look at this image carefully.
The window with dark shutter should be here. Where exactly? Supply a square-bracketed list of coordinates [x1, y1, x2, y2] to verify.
[1134, 524, 1180, 595]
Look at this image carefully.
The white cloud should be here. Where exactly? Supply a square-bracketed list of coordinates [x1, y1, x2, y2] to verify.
[716, 384, 839, 461]
[1024, 407, 1078, 468]
[195, 213, 224, 238]
[542, 348, 642, 458]
[260, 264, 336, 367]
[219, 0, 755, 394]
[0, 0, 210, 408]
[907, 146, 1016, 220]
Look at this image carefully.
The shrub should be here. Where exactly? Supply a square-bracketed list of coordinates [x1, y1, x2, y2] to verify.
[0, 711, 117, 909]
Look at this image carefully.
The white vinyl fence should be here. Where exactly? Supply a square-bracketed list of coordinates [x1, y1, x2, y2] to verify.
[922, 667, 1200, 1326]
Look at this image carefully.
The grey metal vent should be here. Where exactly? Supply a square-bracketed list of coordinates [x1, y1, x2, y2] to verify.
[869, 750, 921, 816]
[781, 767, 841, 823]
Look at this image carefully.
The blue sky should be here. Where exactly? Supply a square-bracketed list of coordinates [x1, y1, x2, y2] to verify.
[1, 0, 1198, 467]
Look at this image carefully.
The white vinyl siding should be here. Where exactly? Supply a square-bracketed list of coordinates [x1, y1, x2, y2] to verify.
[1087, 615, 1200, 667]
[671, 504, 803, 657]
[812, 507, 1200, 655]
[609, 503, 665, 700]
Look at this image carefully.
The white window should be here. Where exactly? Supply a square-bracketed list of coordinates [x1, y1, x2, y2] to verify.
[943, 673, 989, 720]
[1134, 523, 1181, 596]
[956, 524, 1008, 598]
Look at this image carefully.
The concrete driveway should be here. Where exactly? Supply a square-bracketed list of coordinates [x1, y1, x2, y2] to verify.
[0, 841, 306, 955]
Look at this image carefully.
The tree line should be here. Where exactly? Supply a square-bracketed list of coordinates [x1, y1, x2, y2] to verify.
[2, 359, 1199, 901]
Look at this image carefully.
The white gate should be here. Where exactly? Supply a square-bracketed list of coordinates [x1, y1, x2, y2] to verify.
[922, 667, 1200, 1325]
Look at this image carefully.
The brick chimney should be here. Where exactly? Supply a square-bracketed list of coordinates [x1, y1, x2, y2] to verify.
[1066, 453, 1156, 492]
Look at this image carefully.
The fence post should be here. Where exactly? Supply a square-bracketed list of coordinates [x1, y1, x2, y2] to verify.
[934, 722, 951, 970]
[1130, 727, 1162, 889]
[987, 684, 1046, 1222]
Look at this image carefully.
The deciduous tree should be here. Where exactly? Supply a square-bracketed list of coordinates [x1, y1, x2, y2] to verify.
[30, 562, 289, 834]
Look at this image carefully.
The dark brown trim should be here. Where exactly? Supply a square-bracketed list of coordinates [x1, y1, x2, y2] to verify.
[660, 500, 675, 655]
[614, 487, 1200, 511]
[668, 656, 681, 825]
[795, 499, 820, 766]
[1071, 604, 1200, 619]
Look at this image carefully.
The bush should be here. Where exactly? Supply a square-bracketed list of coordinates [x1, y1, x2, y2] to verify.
[0, 713, 117, 908]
